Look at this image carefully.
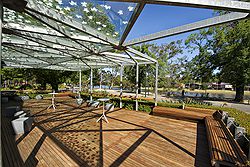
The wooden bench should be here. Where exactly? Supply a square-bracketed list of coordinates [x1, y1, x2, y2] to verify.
[205, 115, 248, 166]
[152, 106, 214, 122]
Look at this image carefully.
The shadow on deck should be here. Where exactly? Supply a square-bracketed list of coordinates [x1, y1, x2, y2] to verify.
[2, 97, 211, 167]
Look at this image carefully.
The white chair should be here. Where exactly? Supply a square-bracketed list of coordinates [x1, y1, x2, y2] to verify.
[11, 117, 33, 134]
[35, 94, 43, 100]
[14, 110, 25, 117]
[76, 98, 83, 105]
[90, 101, 99, 108]
[105, 103, 114, 111]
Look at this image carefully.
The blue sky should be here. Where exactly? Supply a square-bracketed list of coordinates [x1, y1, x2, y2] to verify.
[126, 4, 215, 60]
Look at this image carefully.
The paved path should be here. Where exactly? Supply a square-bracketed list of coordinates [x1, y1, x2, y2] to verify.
[105, 89, 250, 114]
[204, 100, 250, 114]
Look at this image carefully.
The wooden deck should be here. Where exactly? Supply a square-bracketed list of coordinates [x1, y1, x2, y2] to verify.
[2, 97, 211, 167]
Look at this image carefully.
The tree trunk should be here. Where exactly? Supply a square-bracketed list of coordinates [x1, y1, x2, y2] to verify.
[41, 82, 46, 90]
[51, 83, 59, 92]
[138, 78, 141, 94]
[234, 84, 244, 102]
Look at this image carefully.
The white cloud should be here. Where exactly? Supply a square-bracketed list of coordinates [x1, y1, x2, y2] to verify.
[76, 15, 82, 19]
[122, 21, 128, 24]
[69, 1, 77, 6]
[91, 7, 98, 12]
[118, 10, 123, 15]
[83, 8, 89, 13]
[81, 2, 87, 7]
[128, 6, 134, 12]
[56, 0, 63, 5]
[64, 6, 71, 11]
[101, 4, 111, 10]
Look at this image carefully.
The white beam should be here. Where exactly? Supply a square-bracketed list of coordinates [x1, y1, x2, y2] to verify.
[109, 0, 250, 13]
[136, 63, 139, 111]
[155, 63, 159, 106]
[127, 47, 157, 63]
[120, 65, 123, 108]
[125, 12, 249, 46]
[90, 68, 93, 101]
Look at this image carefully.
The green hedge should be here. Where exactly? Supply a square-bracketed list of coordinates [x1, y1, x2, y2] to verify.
[22, 92, 250, 137]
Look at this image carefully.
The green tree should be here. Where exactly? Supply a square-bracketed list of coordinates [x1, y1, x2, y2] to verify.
[29, 69, 73, 91]
[124, 41, 183, 93]
[185, 18, 250, 102]
[211, 19, 250, 102]
[185, 29, 214, 83]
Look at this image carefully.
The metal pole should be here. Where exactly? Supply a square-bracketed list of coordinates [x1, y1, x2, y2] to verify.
[120, 65, 123, 107]
[147, 65, 150, 96]
[90, 68, 93, 101]
[155, 63, 158, 106]
[120, 65, 123, 108]
[0, 2, 3, 166]
[79, 70, 82, 92]
[136, 63, 139, 111]
[145, 65, 147, 97]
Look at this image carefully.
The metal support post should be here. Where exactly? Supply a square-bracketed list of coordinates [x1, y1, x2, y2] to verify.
[145, 65, 147, 97]
[90, 68, 93, 101]
[155, 63, 158, 106]
[136, 63, 139, 111]
[120, 65, 123, 108]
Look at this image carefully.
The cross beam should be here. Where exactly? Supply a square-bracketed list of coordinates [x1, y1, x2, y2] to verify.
[124, 12, 249, 46]
[109, 0, 250, 13]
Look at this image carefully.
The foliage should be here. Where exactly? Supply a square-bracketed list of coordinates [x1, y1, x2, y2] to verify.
[185, 29, 214, 83]
[124, 42, 183, 92]
[185, 17, 250, 102]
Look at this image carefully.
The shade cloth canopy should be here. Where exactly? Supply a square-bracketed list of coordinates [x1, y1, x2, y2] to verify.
[1, 0, 250, 71]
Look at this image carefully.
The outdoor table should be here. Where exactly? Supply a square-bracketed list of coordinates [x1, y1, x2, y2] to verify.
[96, 98, 110, 123]
[47, 92, 58, 110]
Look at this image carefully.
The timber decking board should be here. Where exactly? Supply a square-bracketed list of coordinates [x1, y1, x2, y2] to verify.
[3, 97, 211, 167]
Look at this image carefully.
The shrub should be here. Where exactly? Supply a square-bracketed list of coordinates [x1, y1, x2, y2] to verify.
[138, 104, 152, 113]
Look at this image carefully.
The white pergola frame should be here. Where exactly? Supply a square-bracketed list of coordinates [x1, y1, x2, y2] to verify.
[1, 0, 250, 110]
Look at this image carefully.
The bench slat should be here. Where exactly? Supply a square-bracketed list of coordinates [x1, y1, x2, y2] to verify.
[205, 116, 248, 166]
